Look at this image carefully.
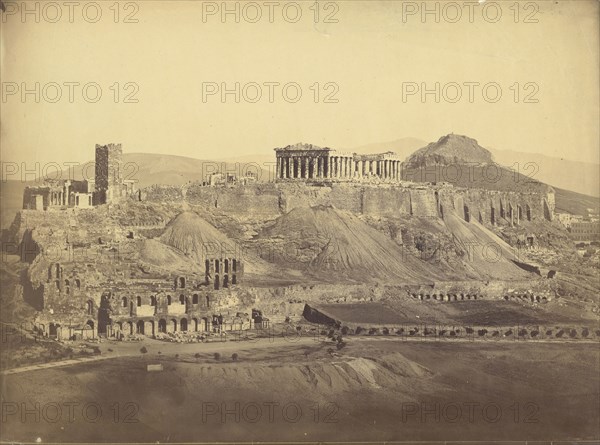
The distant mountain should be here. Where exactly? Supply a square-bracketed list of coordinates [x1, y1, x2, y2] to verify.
[405, 134, 494, 165]
[402, 134, 550, 195]
[487, 148, 599, 198]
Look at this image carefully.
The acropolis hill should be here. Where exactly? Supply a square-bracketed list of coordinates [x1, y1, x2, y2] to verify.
[7, 134, 589, 343]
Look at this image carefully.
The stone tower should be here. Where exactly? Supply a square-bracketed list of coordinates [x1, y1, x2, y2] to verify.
[95, 143, 123, 204]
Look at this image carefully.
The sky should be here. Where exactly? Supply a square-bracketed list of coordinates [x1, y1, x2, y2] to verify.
[1, 0, 598, 169]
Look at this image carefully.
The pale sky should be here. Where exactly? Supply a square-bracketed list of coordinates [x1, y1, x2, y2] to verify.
[1, 0, 598, 168]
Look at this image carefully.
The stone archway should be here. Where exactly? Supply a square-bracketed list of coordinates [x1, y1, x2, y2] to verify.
[181, 318, 188, 332]
[136, 320, 144, 334]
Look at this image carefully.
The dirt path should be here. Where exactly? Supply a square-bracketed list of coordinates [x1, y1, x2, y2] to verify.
[0, 336, 317, 376]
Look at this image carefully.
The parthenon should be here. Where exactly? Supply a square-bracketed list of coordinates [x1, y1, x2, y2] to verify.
[274, 143, 403, 181]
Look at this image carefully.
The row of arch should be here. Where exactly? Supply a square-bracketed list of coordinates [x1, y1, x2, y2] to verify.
[412, 293, 483, 301]
[461, 202, 533, 225]
[120, 294, 211, 309]
[504, 295, 548, 303]
[114, 316, 243, 335]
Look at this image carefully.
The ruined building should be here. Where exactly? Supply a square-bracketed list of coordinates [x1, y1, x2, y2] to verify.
[22, 143, 135, 210]
[274, 143, 403, 181]
[36, 257, 245, 340]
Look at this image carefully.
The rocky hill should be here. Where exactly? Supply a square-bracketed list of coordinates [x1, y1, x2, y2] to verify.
[402, 134, 552, 195]
[406, 134, 494, 166]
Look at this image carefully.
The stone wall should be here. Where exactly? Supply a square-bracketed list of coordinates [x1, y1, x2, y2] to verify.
[144, 182, 553, 224]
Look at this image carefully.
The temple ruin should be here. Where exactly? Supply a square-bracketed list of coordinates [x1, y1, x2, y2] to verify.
[274, 143, 403, 181]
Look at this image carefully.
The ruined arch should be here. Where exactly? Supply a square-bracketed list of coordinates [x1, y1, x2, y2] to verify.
[179, 294, 185, 305]
[206, 295, 210, 308]
[463, 205, 470, 222]
[145, 320, 154, 336]
[223, 275, 229, 288]
[136, 296, 142, 307]
[158, 319, 167, 333]
[181, 318, 188, 332]
[192, 317, 199, 331]
[193, 294, 199, 304]
[526, 204, 532, 221]
[136, 320, 144, 334]
[150, 296, 157, 306]
[171, 319, 178, 332]
[86, 300, 94, 315]
[121, 297, 128, 308]
[178, 277, 186, 288]
[214, 274, 220, 290]
[490, 205, 496, 225]
[167, 295, 172, 305]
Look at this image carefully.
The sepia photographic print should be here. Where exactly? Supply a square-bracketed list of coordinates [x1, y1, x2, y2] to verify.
[0, 1, 599, 443]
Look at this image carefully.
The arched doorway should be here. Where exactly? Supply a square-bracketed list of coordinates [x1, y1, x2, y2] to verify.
[181, 318, 188, 332]
[158, 319, 167, 333]
[136, 320, 144, 334]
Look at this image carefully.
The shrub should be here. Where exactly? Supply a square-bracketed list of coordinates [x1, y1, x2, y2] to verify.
[582, 329, 589, 337]
[336, 341, 346, 350]
[341, 326, 350, 335]
[327, 348, 335, 355]
[555, 330, 564, 338]
[140, 346, 148, 354]
[92, 346, 101, 355]
[194, 353, 201, 361]
[396, 328, 404, 335]
[213, 352, 221, 361]
[518, 329, 528, 337]
[465, 327, 474, 334]
[478, 329, 487, 337]
[382, 327, 390, 335]
[530, 331, 539, 337]
[492, 331, 499, 337]
[231, 353, 239, 361]
[569, 329, 577, 338]
[545, 330, 553, 336]
[355, 326, 364, 335]
[504, 330, 513, 337]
